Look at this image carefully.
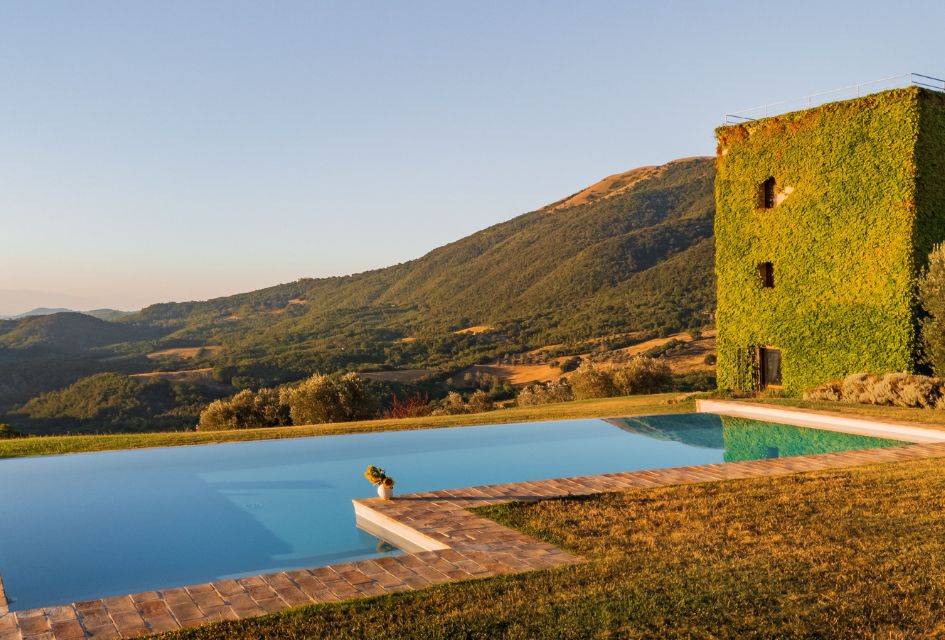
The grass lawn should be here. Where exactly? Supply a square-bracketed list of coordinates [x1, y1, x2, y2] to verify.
[154, 455, 945, 639]
[0, 393, 690, 459]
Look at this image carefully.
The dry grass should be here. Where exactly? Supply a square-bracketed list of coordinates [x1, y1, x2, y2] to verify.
[545, 165, 664, 211]
[606, 329, 716, 374]
[0, 393, 690, 459]
[155, 455, 945, 639]
[456, 330, 717, 389]
[130, 368, 215, 382]
[452, 325, 495, 335]
[457, 363, 566, 386]
[146, 347, 223, 361]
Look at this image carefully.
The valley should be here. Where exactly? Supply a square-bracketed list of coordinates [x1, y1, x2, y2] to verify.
[0, 156, 716, 435]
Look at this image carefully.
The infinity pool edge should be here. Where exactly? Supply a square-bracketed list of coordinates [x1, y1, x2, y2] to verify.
[4, 405, 944, 639]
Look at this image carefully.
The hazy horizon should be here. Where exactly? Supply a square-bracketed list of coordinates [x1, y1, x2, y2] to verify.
[5, 0, 945, 313]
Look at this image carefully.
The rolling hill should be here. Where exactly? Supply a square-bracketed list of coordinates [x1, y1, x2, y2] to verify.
[0, 312, 155, 351]
[135, 156, 715, 362]
[0, 156, 717, 429]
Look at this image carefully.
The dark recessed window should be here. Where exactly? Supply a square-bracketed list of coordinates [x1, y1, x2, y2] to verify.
[759, 347, 782, 387]
[759, 177, 776, 209]
[758, 262, 774, 288]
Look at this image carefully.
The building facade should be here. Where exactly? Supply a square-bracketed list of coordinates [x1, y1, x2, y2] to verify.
[715, 87, 945, 395]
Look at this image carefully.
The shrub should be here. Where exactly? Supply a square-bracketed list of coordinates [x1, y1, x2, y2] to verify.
[568, 359, 674, 400]
[336, 372, 374, 420]
[896, 375, 941, 408]
[803, 381, 842, 402]
[865, 373, 910, 406]
[466, 389, 494, 413]
[0, 424, 21, 439]
[805, 372, 942, 408]
[281, 372, 375, 425]
[434, 391, 469, 416]
[611, 357, 673, 395]
[840, 373, 880, 404]
[380, 393, 432, 419]
[558, 357, 582, 373]
[432, 390, 496, 415]
[643, 339, 686, 359]
[516, 379, 574, 406]
[672, 372, 717, 392]
[569, 363, 618, 400]
[197, 387, 290, 431]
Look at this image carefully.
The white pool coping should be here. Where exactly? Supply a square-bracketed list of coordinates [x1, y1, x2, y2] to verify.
[696, 399, 945, 444]
[353, 500, 450, 552]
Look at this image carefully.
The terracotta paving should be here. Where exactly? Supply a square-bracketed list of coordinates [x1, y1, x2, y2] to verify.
[3, 437, 945, 638]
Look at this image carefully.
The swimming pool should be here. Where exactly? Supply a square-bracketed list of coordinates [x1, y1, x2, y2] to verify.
[0, 413, 903, 610]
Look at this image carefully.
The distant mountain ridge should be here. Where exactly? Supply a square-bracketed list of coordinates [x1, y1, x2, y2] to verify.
[3, 307, 73, 319]
[0, 307, 134, 321]
[0, 312, 154, 351]
[0, 156, 717, 425]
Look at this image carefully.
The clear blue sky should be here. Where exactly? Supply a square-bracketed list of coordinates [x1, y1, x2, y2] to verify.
[2, 0, 944, 313]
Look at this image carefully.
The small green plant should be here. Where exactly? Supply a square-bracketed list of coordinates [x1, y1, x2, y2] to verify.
[364, 465, 395, 488]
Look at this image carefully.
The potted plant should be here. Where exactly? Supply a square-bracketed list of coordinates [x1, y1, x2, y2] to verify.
[364, 465, 396, 500]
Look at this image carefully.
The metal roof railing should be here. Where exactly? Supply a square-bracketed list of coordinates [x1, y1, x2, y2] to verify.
[721, 73, 945, 126]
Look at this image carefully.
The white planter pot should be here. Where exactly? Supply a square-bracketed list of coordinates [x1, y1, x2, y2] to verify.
[377, 484, 394, 500]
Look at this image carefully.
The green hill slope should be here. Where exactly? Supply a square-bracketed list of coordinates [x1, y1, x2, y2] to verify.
[0, 312, 154, 350]
[0, 156, 716, 422]
[134, 157, 715, 375]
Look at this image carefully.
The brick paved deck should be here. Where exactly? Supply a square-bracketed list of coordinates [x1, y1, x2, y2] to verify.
[3, 428, 945, 638]
[0, 576, 8, 616]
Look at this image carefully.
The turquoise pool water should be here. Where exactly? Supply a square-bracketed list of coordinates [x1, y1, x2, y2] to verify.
[0, 413, 903, 610]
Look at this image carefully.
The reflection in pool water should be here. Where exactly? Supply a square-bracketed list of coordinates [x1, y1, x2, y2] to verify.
[607, 414, 903, 462]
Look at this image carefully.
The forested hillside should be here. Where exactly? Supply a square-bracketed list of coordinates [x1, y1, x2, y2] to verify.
[135, 157, 716, 379]
[0, 156, 717, 433]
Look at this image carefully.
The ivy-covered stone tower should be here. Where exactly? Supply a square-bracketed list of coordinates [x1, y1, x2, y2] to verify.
[715, 87, 945, 395]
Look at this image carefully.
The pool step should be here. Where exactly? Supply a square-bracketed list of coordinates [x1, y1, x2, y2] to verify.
[354, 501, 450, 553]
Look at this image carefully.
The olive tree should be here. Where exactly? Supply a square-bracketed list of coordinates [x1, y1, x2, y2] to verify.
[197, 387, 289, 431]
[281, 372, 374, 425]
